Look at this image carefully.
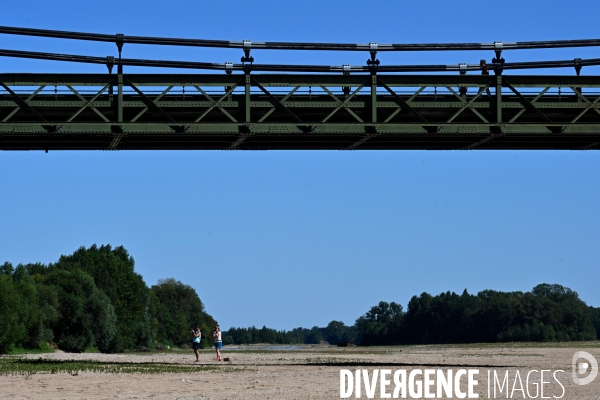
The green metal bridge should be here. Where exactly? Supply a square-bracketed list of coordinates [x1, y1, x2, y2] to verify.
[1, 27, 600, 150]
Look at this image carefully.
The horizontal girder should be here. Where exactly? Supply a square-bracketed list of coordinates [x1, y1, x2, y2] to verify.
[1, 73, 600, 150]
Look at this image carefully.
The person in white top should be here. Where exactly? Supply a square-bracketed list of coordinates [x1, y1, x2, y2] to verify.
[212, 325, 222, 361]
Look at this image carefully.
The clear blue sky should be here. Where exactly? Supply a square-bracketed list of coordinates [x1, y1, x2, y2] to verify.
[1, 1, 599, 330]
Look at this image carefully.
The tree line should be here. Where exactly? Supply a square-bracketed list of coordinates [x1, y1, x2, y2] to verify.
[222, 284, 600, 346]
[356, 285, 599, 345]
[0, 245, 216, 353]
[223, 322, 358, 346]
[2, 245, 599, 353]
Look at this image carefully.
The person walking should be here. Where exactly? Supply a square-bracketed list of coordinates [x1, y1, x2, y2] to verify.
[212, 325, 222, 361]
[191, 326, 202, 362]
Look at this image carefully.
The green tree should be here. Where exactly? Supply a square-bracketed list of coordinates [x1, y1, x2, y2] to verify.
[31, 279, 60, 345]
[591, 307, 600, 339]
[356, 301, 404, 345]
[0, 261, 14, 276]
[0, 272, 23, 353]
[151, 278, 216, 347]
[304, 326, 324, 344]
[12, 265, 41, 349]
[52, 245, 153, 352]
[0, 263, 49, 352]
[45, 269, 115, 352]
[323, 321, 357, 344]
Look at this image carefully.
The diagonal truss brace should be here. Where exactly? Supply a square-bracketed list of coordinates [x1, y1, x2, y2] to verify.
[321, 84, 365, 123]
[124, 78, 176, 123]
[446, 86, 489, 123]
[194, 84, 239, 122]
[258, 86, 300, 123]
[383, 87, 427, 123]
[508, 87, 550, 123]
[66, 83, 112, 122]
[463, 132, 505, 150]
[378, 79, 428, 123]
[253, 82, 302, 123]
[228, 133, 252, 150]
[569, 87, 600, 123]
[0, 81, 46, 121]
[109, 127, 124, 150]
[346, 133, 379, 150]
[504, 80, 552, 123]
[2, 85, 45, 122]
[581, 140, 600, 150]
[130, 85, 174, 122]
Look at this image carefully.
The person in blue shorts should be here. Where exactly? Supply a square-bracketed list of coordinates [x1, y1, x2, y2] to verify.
[191, 326, 202, 362]
[212, 325, 222, 361]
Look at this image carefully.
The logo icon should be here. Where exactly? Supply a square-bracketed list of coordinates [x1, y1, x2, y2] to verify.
[572, 351, 598, 385]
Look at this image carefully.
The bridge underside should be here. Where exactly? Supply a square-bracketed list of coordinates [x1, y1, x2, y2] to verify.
[3, 129, 600, 151]
[1, 73, 600, 150]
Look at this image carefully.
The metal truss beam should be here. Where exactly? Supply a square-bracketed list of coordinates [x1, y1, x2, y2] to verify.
[1, 73, 600, 150]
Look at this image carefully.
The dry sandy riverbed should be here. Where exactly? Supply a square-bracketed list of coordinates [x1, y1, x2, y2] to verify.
[1, 343, 599, 399]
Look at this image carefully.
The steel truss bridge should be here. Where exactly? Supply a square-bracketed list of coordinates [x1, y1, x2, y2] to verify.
[1, 27, 600, 150]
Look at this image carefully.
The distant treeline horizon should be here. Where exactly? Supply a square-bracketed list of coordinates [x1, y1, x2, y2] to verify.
[1, 245, 599, 353]
[224, 284, 600, 346]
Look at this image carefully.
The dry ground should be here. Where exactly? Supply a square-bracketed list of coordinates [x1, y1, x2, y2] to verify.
[1, 343, 599, 399]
